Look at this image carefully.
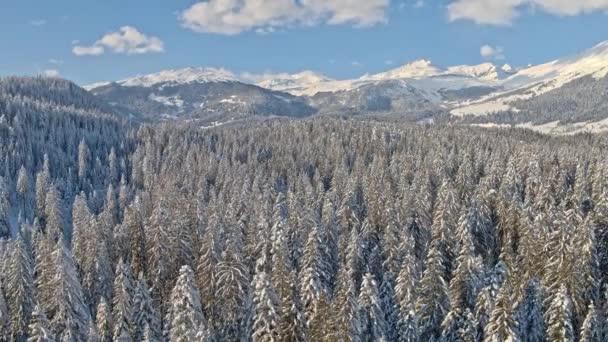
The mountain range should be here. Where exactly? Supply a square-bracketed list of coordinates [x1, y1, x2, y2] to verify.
[8, 40, 608, 134]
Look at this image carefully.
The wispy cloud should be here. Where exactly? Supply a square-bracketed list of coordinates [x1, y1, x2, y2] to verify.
[43, 69, 60, 77]
[30, 19, 47, 26]
[49, 59, 64, 65]
[73, 26, 164, 56]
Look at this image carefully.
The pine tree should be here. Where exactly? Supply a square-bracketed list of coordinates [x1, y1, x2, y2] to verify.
[112, 259, 134, 342]
[515, 279, 544, 342]
[358, 273, 387, 342]
[300, 215, 327, 325]
[27, 306, 54, 342]
[395, 234, 419, 342]
[147, 201, 172, 323]
[132, 274, 160, 342]
[5, 237, 36, 341]
[278, 271, 307, 342]
[49, 237, 91, 341]
[0, 281, 10, 340]
[378, 272, 398, 341]
[484, 282, 519, 342]
[579, 302, 600, 342]
[35, 156, 51, 221]
[215, 241, 249, 340]
[87, 324, 100, 342]
[546, 285, 574, 342]
[77, 139, 90, 186]
[251, 270, 280, 342]
[332, 269, 361, 342]
[415, 240, 449, 341]
[95, 298, 112, 342]
[474, 288, 493, 342]
[166, 265, 206, 342]
[44, 185, 64, 242]
[0, 178, 11, 239]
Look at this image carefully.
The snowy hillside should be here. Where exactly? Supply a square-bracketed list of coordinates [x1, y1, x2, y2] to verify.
[85, 67, 238, 90]
[453, 40, 608, 116]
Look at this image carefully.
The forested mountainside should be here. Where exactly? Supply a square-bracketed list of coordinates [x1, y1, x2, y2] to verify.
[0, 78, 129, 228]
[2, 82, 608, 342]
[461, 74, 608, 126]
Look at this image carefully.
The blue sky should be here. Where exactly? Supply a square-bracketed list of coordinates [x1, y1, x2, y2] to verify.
[2, 0, 608, 85]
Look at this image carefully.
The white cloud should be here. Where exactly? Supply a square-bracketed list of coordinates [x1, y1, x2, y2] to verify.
[448, 0, 608, 25]
[351, 61, 363, 67]
[480, 44, 505, 60]
[180, 0, 390, 35]
[73, 45, 105, 56]
[413, 0, 425, 8]
[73, 26, 164, 56]
[385, 60, 394, 65]
[43, 69, 60, 77]
[49, 59, 64, 65]
[30, 19, 47, 26]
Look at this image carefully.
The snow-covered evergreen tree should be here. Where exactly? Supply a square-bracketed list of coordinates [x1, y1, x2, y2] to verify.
[358, 273, 387, 342]
[132, 274, 160, 341]
[0, 280, 10, 340]
[546, 285, 574, 342]
[579, 302, 600, 342]
[251, 269, 280, 342]
[166, 265, 206, 341]
[27, 306, 54, 342]
[95, 298, 112, 342]
[112, 259, 134, 342]
[49, 237, 91, 341]
[5, 237, 36, 341]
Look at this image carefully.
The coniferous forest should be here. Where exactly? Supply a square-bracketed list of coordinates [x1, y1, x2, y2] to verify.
[2, 82, 608, 341]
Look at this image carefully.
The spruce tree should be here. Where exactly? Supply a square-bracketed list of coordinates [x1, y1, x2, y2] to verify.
[27, 306, 54, 342]
[0, 281, 10, 340]
[95, 298, 112, 342]
[166, 265, 206, 342]
[579, 302, 600, 342]
[6, 237, 36, 341]
[358, 273, 387, 342]
[112, 259, 134, 342]
[49, 237, 91, 341]
[132, 274, 160, 341]
[546, 285, 574, 342]
[251, 270, 280, 342]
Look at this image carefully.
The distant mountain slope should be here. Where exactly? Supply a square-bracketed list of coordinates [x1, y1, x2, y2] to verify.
[452, 41, 608, 117]
[87, 68, 316, 123]
[1, 76, 119, 116]
[81, 40, 608, 131]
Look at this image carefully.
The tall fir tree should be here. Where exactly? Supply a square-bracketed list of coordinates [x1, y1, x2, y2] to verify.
[546, 285, 575, 342]
[358, 273, 387, 342]
[49, 237, 91, 341]
[27, 306, 54, 342]
[166, 265, 206, 342]
[6, 237, 36, 341]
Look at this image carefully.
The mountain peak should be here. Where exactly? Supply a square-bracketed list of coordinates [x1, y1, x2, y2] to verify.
[255, 70, 334, 94]
[369, 59, 442, 80]
[117, 67, 238, 88]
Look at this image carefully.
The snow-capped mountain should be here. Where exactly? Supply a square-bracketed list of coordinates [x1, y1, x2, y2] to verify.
[255, 71, 334, 94]
[452, 40, 608, 116]
[84, 40, 608, 128]
[84, 67, 238, 90]
[86, 68, 315, 122]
